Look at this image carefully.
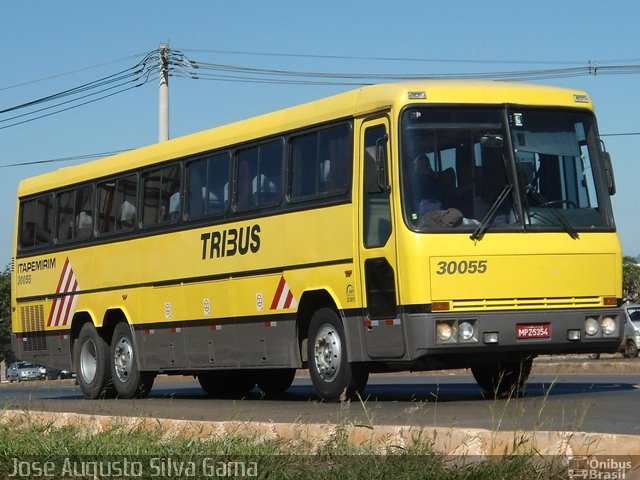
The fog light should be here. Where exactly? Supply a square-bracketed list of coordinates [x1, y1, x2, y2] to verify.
[459, 321, 474, 341]
[585, 317, 599, 336]
[567, 329, 581, 341]
[602, 316, 616, 336]
[436, 322, 455, 342]
[483, 332, 499, 344]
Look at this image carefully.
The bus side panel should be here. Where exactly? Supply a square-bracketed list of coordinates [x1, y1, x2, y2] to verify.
[11, 329, 73, 371]
[135, 315, 300, 371]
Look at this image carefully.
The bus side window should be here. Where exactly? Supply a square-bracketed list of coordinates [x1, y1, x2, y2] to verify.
[187, 159, 206, 217]
[117, 175, 138, 229]
[257, 141, 282, 206]
[75, 186, 93, 240]
[319, 124, 351, 195]
[18, 196, 53, 249]
[142, 164, 181, 226]
[289, 123, 351, 201]
[290, 132, 316, 198]
[236, 141, 282, 211]
[186, 152, 230, 219]
[363, 125, 391, 247]
[98, 174, 137, 234]
[55, 186, 93, 242]
[57, 191, 75, 241]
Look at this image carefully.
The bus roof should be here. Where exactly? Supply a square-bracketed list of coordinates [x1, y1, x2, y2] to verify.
[17, 80, 593, 197]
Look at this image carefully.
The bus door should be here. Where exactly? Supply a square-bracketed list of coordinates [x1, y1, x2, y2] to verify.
[358, 117, 405, 359]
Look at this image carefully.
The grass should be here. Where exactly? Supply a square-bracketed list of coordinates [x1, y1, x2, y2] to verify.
[0, 412, 570, 479]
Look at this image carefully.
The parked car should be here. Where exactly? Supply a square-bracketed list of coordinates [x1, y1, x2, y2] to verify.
[588, 304, 640, 359]
[620, 304, 640, 358]
[44, 367, 75, 380]
[6, 361, 41, 382]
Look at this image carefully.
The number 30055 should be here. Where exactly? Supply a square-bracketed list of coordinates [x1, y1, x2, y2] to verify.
[435, 260, 488, 275]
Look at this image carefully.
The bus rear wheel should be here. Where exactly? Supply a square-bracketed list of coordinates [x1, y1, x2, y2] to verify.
[307, 307, 368, 402]
[75, 323, 112, 399]
[110, 322, 155, 399]
[471, 356, 533, 399]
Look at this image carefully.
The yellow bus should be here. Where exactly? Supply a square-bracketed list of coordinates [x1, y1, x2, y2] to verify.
[12, 81, 623, 401]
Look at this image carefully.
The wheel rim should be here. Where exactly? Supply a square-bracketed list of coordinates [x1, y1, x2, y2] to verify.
[79, 338, 97, 384]
[113, 335, 134, 383]
[313, 323, 342, 382]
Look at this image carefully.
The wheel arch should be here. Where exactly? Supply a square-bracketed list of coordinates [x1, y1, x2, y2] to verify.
[296, 289, 359, 363]
[69, 311, 95, 355]
[69, 308, 130, 358]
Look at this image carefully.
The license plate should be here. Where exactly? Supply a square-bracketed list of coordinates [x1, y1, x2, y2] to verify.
[516, 323, 551, 339]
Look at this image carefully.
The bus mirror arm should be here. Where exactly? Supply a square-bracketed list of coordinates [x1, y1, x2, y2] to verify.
[600, 141, 616, 196]
[375, 134, 390, 192]
[365, 134, 390, 194]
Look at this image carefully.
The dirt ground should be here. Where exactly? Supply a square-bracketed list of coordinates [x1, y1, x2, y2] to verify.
[532, 353, 640, 374]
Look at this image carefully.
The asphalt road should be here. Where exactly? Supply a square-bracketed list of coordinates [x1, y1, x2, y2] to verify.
[1, 370, 639, 436]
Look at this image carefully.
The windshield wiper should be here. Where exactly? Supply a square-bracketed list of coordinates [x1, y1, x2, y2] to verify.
[470, 184, 512, 241]
[525, 187, 580, 240]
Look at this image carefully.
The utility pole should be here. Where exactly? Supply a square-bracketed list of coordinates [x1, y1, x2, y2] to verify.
[158, 43, 170, 142]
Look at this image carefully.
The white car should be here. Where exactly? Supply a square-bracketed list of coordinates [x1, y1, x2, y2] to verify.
[620, 304, 640, 358]
[6, 361, 41, 382]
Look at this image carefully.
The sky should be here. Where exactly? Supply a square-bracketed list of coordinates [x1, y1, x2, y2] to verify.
[1, 0, 639, 265]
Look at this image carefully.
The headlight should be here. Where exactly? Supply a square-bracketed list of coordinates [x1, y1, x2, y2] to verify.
[585, 317, 599, 336]
[436, 322, 455, 342]
[459, 321, 474, 341]
[601, 316, 616, 336]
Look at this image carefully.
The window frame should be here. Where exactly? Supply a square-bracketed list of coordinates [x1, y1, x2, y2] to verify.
[287, 121, 353, 204]
[17, 194, 54, 251]
[54, 184, 95, 244]
[96, 173, 139, 236]
[233, 139, 284, 213]
[140, 162, 183, 229]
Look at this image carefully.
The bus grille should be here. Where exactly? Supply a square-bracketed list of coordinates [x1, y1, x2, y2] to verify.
[451, 296, 604, 311]
[20, 305, 47, 351]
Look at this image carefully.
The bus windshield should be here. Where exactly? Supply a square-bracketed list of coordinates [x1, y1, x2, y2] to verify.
[400, 107, 613, 233]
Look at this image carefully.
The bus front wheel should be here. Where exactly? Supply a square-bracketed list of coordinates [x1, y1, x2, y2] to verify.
[75, 323, 112, 399]
[110, 322, 155, 399]
[471, 356, 533, 399]
[307, 308, 368, 402]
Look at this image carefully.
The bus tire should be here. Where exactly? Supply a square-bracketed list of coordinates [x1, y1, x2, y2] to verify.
[255, 368, 296, 397]
[75, 322, 112, 399]
[198, 371, 256, 398]
[471, 356, 533, 399]
[307, 307, 368, 402]
[110, 322, 155, 399]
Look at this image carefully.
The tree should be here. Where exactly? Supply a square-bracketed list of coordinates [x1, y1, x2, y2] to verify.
[623, 256, 640, 304]
[0, 265, 15, 364]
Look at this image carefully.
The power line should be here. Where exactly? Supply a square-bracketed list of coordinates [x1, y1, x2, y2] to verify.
[0, 51, 153, 92]
[0, 150, 132, 168]
[4, 46, 640, 133]
[182, 57, 640, 84]
[179, 48, 592, 66]
[0, 84, 146, 131]
[0, 50, 158, 130]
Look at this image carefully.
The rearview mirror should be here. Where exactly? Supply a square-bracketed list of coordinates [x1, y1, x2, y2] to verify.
[601, 141, 616, 196]
[365, 134, 390, 193]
